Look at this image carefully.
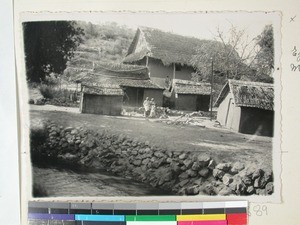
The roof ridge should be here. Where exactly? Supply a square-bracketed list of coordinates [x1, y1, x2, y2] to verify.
[94, 63, 148, 73]
[228, 79, 274, 87]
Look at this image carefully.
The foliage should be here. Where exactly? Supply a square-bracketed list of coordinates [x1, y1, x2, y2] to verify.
[75, 21, 135, 63]
[23, 21, 84, 83]
[39, 84, 75, 101]
[252, 25, 274, 77]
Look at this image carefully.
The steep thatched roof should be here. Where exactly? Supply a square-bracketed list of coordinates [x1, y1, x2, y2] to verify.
[82, 74, 163, 90]
[93, 62, 149, 79]
[172, 79, 211, 95]
[82, 85, 123, 96]
[214, 79, 274, 111]
[123, 27, 221, 66]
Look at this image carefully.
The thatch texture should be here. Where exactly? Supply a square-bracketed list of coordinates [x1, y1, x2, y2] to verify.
[214, 79, 274, 111]
[77, 62, 163, 91]
[123, 27, 220, 66]
[93, 62, 149, 79]
[173, 79, 211, 95]
[82, 85, 123, 96]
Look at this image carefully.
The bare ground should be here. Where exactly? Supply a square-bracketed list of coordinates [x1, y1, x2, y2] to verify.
[30, 105, 273, 170]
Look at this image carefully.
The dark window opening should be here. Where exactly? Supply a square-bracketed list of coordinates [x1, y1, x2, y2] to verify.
[175, 64, 182, 71]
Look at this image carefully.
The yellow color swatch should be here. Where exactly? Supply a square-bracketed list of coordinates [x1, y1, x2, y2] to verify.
[176, 214, 226, 221]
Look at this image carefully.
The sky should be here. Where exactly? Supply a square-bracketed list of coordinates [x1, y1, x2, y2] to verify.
[84, 12, 279, 41]
[23, 11, 280, 57]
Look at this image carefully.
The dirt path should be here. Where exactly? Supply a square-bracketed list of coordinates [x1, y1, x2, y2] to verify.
[30, 105, 272, 169]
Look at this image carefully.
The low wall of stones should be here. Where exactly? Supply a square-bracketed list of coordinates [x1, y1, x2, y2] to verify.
[31, 121, 274, 196]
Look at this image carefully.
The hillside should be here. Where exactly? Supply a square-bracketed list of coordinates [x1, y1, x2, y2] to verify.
[63, 21, 135, 82]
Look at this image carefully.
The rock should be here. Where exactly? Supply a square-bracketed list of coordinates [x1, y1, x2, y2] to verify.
[142, 158, 150, 165]
[179, 172, 189, 180]
[71, 129, 78, 135]
[185, 185, 200, 195]
[216, 163, 231, 172]
[252, 168, 264, 180]
[241, 176, 252, 186]
[219, 186, 233, 196]
[236, 179, 247, 195]
[191, 162, 200, 171]
[183, 159, 193, 168]
[154, 151, 165, 158]
[28, 99, 34, 104]
[64, 127, 73, 132]
[166, 158, 173, 163]
[198, 168, 210, 178]
[246, 186, 255, 195]
[254, 176, 267, 189]
[187, 169, 198, 178]
[179, 153, 187, 160]
[158, 170, 173, 185]
[256, 189, 266, 195]
[203, 183, 216, 195]
[151, 158, 164, 168]
[197, 154, 211, 167]
[264, 171, 273, 183]
[193, 178, 203, 186]
[222, 174, 233, 186]
[265, 182, 274, 195]
[178, 179, 190, 187]
[170, 162, 181, 173]
[213, 169, 225, 180]
[207, 159, 216, 170]
[131, 150, 138, 156]
[144, 141, 150, 146]
[231, 162, 245, 174]
[132, 159, 142, 166]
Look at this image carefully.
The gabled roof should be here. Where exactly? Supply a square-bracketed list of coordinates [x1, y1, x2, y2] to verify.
[172, 79, 211, 95]
[123, 26, 222, 66]
[214, 79, 274, 111]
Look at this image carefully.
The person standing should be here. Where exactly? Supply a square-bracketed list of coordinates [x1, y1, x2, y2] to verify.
[149, 98, 156, 118]
[143, 97, 151, 117]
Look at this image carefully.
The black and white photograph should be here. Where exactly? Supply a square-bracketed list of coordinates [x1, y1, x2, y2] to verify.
[19, 12, 281, 198]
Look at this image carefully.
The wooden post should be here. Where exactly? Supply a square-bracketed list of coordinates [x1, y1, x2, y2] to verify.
[146, 56, 149, 67]
[173, 63, 176, 80]
[210, 58, 214, 121]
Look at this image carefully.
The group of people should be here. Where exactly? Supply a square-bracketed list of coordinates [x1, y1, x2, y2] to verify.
[143, 97, 156, 118]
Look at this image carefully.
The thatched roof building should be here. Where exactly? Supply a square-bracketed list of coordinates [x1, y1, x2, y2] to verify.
[79, 62, 164, 110]
[168, 79, 211, 111]
[172, 79, 211, 95]
[123, 26, 220, 67]
[214, 79, 274, 137]
[214, 79, 274, 111]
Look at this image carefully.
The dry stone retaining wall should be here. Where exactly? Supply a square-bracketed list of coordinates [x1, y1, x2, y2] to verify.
[31, 121, 274, 196]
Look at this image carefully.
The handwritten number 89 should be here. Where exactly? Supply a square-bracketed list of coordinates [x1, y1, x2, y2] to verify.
[249, 205, 268, 216]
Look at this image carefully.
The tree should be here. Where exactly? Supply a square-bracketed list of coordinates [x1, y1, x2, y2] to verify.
[23, 21, 84, 83]
[252, 25, 274, 77]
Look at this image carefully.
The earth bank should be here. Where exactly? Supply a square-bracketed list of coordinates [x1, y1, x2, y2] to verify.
[31, 121, 274, 196]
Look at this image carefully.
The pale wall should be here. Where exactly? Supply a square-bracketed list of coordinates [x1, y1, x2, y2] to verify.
[148, 58, 193, 87]
[216, 92, 241, 131]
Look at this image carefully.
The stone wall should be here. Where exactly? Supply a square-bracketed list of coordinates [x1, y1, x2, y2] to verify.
[31, 121, 274, 196]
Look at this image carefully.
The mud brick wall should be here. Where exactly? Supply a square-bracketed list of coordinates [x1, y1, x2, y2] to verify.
[31, 121, 274, 196]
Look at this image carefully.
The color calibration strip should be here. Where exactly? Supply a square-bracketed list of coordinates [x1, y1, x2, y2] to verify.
[28, 201, 248, 225]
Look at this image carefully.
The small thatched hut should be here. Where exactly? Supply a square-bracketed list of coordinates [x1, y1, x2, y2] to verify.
[214, 79, 274, 137]
[170, 79, 211, 111]
[80, 85, 123, 115]
[78, 62, 164, 110]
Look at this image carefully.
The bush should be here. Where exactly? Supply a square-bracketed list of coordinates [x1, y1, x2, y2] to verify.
[39, 84, 55, 99]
